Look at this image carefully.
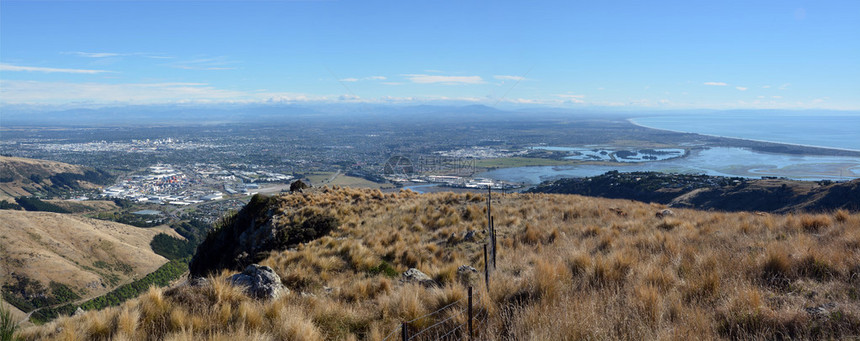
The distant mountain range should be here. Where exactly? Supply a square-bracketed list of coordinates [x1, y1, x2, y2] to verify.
[5, 102, 856, 126]
[0, 103, 512, 125]
[527, 171, 860, 213]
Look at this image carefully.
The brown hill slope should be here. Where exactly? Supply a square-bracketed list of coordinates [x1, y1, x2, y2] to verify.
[0, 210, 170, 316]
[529, 171, 860, 213]
[16, 188, 860, 340]
[0, 156, 112, 200]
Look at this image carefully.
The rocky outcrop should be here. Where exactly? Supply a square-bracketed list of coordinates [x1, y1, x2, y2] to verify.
[400, 268, 437, 287]
[655, 209, 674, 218]
[290, 180, 309, 193]
[189, 194, 338, 277]
[229, 264, 287, 300]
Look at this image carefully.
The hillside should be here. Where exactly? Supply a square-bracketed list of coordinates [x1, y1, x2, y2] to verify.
[0, 210, 174, 323]
[15, 187, 860, 340]
[528, 171, 860, 213]
[0, 156, 113, 201]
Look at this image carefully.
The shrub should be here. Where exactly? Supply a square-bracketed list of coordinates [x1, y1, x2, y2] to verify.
[150, 233, 196, 260]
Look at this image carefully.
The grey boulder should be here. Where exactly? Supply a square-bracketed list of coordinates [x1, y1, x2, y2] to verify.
[230, 264, 288, 300]
[400, 268, 437, 287]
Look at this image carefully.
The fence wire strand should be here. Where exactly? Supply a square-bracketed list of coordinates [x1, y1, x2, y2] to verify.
[381, 323, 401, 341]
[408, 306, 467, 340]
[436, 322, 464, 340]
[407, 297, 465, 324]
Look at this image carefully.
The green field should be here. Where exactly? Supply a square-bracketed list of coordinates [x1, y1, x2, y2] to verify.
[471, 157, 578, 168]
[306, 172, 394, 189]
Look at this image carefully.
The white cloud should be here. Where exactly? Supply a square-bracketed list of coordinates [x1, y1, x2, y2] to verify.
[63, 51, 170, 59]
[339, 76, 386, 82]
[338, 94, 361, 101]
[403, 74, 484, 84]
[173, 65, 235, 71]
[762, 85, 771, 88]
[65, 52, 123, 58]
[772, 96, 783, 99]
[703, 82, 728, 86]
[0, 63, 111, 74]
[735, 86, 748, 91]
[0, 80, 246, 103]
[555, 94, 586, 104]
[168, 57, 236, 71]
[494, 75, 525, 81]
[779, 83, 791, 90]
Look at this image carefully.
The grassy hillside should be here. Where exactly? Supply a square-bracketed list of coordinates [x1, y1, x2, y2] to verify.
[16, 187, 860, 340]
[529, 171, 860, 213]
[0, 156, 113, 200]
[0, 210, 172, 324]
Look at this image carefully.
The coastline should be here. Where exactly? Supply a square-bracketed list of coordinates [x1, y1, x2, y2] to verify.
[627, 118, 860, 154]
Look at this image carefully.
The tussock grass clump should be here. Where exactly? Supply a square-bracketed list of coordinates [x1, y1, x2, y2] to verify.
[18, 188, 860, 340]
[800, 214, 832, 233]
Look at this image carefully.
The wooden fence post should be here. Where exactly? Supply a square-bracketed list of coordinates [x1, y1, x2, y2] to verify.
[491, 216, 497, 269]
[484, 244, 489, 291]
[487, 185, 491, 232]
[468, 286, 473, 341]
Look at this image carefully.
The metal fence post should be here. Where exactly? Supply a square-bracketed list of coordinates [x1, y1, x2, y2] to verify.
[402, 321, 408, 341]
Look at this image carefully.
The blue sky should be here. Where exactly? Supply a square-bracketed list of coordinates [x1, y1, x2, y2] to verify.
[1, 1, 858, 109]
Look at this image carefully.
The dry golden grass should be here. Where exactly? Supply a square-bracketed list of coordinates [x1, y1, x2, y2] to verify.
[0, 210, 170, 308]
[18, 187, 860, 340]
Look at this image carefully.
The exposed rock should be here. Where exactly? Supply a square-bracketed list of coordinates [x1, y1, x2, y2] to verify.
[229, 264, 288, 300]
[189, 277, 211, 287]
[656, 209, 674, 218]
[189, 194, 338, 277]
[456, 265, 479, 286]
[609, 207, 627, 216]
[290, 180, 309, 193]
[400, 268, 437, 287]
[463, 230, 476, 241]
[805, 303, 837, 317]
[74, 307, 85, 316]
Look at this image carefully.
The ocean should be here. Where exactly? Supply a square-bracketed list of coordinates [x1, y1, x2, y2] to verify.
[630, 113, 860, 151]
[479, 113, 860, 184]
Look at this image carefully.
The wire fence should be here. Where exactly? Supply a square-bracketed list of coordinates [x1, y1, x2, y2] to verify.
[380, 186, 501, 341]
[381, 289, 491, 341]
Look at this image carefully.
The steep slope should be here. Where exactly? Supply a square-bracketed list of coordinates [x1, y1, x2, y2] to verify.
[16, 187, 860, 340]
[0, 210, 171, 315]
[529, 171, 860, 213]
[0, 156, 112, 200]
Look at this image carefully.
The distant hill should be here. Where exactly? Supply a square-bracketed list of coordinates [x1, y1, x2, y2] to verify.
[0, 156, 113, 200]
[0, 210, 176, 322]
[527, 171, 860, 213]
